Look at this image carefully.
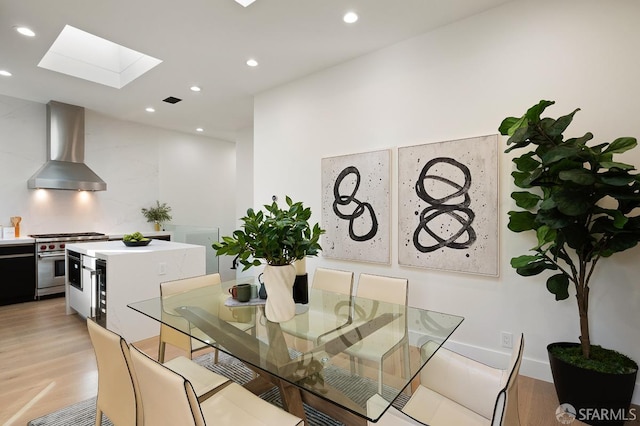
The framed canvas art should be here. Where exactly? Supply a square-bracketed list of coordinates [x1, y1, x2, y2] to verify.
[321, 149, 391, 264]
[398, 135, 499, 276]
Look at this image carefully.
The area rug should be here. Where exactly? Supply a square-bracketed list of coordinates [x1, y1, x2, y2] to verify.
[28, 351, 408, 426]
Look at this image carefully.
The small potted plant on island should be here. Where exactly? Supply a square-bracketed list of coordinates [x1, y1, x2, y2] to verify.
[141, 201, 172, 231]
[213, 196, 325, 323]
[500, 100, 639, 425]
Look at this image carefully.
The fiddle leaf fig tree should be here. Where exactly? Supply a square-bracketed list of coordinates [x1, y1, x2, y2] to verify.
[500, 100, 640, 360]
[213, 196, 325, 271]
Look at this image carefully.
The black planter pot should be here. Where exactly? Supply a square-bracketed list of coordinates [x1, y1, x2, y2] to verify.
[548, 343, 638, 426]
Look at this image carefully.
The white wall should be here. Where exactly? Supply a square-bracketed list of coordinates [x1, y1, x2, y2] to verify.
[233, 126, 256, 282]
[0, 94, 235, 241]
[253, 0, 640, 401]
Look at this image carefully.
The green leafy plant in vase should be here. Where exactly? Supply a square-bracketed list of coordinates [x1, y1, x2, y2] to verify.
[213, 196, 325, 322]
[141, 200, 172, 231]
[500, 100, 639, 423]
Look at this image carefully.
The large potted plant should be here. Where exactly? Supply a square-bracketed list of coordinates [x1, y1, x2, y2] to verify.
[213, 196, 325, 322]
[500, 100, 639, 425]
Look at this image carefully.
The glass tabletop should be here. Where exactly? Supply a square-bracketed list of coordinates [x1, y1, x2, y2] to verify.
[128, 279, 463, 423]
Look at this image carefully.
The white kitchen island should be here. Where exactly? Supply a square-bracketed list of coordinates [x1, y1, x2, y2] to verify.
[65, 239, 205, 342]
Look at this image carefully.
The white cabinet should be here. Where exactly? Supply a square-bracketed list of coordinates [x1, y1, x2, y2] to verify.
[68, 254, 97, 319]
[65, 240, 205, 342]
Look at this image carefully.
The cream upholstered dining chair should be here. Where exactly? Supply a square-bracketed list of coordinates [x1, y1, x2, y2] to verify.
[343, 273, 409, 394]
[369, 333, 525, 426]
[312, 267, 354, 295]
[87, 318, 137, 426]
[279, 267, 354, 344]
[158, 274, 221, 363]
[158, 273, 256, 364]
[130, 344, 303, 426]
[87, 318, 230, 426]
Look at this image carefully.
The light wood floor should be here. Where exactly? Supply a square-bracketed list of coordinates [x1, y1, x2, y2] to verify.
[0, 297, 636, 426]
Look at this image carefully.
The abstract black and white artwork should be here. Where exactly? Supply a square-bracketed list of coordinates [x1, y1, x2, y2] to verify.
[398, 135, 499, 276]
[321, 149, 390, 264]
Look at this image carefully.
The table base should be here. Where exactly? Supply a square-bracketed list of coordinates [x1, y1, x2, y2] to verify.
[244, 368, 367, 426]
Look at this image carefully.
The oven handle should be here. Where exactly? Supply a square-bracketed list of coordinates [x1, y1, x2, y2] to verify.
[0, 253, 34, 260]
[38, 252, 65, 259]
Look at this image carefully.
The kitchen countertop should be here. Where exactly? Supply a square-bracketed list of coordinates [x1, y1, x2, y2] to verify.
[65, 239, 199, 259]
[0, 231, 171, 246]
[107, 231, 172, 240]
[0, 237, 35, 246]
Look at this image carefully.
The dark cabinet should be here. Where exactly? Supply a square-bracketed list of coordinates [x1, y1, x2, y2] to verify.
[0, 243, 36, 305]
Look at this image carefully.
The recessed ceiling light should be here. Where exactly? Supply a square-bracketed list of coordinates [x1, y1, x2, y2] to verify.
[15, 26, 35, 37]
[343, 12, 359, 24]
[0, 70, 12, 77]
[196, 128, 204, 132]
[246, 59, 258, 67]
[190, 85, 201, 92]
[234, 0, 256, 6]
[145, 107, 155, 112]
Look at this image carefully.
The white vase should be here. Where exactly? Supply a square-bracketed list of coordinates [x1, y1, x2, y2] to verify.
[263, 264, 296, 323]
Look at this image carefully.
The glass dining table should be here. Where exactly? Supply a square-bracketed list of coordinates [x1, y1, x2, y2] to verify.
[128, 279, 463, 425]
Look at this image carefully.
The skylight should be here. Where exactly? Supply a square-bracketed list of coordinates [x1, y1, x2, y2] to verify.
[38, 25, 162, 89]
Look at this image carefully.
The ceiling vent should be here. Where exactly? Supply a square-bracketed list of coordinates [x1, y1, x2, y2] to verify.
[163, 96, 182, 104]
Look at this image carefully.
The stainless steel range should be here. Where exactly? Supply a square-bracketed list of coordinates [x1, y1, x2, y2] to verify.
[30, 232, 108, 297]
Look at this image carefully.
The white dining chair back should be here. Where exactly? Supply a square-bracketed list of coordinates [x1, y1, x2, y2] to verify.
[130, 345, 304, 426]
[346, 273, 409, 394]
[356, 273, 407, 305]
[369, 334, 524, 426]
[399, 333, 525, 426]
[131, 345, 203, 426]
[492, 333, 524, 425]
[87, 318, 138, 426]
[88, 318, 231, 425]
[158, 273, 221, 363]
[278, 267, 354, 345]
[312, 267, 354, 296]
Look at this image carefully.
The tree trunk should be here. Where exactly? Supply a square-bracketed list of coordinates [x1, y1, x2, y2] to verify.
[577, 264, 591, 359]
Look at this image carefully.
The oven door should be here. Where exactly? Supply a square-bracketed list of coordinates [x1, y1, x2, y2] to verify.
[37, 251, 66, 295]
[67, 251, 82, 290]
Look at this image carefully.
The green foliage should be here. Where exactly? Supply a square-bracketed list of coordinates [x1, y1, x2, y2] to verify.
[141, 201, 172, 223]
[549, 345, 637, 375]
[500, 100, 640, 361]
[123, 232, 149, 242]
[212, 196, 325, 271]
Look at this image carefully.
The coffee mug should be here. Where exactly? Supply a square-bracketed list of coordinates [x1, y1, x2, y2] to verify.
[229, 283, 252, 302]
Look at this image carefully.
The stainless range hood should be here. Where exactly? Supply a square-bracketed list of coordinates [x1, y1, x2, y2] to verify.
[28, 101, 107, 191]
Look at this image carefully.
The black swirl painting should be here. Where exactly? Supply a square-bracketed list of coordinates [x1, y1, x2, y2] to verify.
[321, 150, 390, 264]
[398, 135, 498, 276]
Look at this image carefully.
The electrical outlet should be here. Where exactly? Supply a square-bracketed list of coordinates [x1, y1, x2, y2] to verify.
[501, 331, 513, 349]
[158, 262, 167, 275]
